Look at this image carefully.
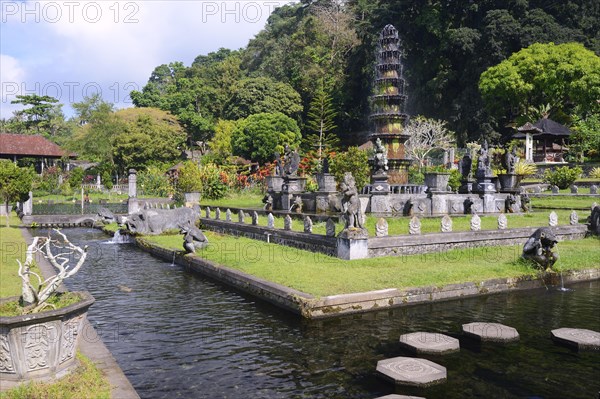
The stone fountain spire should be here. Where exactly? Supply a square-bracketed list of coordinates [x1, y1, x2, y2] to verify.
[369, 24, 411, 184]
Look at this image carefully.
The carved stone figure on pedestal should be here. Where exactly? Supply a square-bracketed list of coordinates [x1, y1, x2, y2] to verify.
[522, 227, 559, 269]
[283, 145, 300, 176]
[464, 197, 474, 215]
[476, 140, 492, 178]
[521, 192, 531, 212]
[460, 154, 472, 180]
[291, 196, 303, 213]
[504, 147, 518, 175]
[589, 206, 600, 235]
[409, 216, 421, 235]
[180, 224, 208, 253]
[505, 194, 517, 213]
[274, 152, 283, 176]
[373, 138, 389, 175]
[263, 194, 273, 211]
[340, 173, 364, 231]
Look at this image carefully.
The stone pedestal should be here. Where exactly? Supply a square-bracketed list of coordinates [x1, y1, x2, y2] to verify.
[316, 173, 336, 192]
[184, 192, 201, 207]
[315, 193, 337, 213]
[459, 179, 475, 194]
[128, 198, 140, 215]
[22, 191, 32, 216]
[430, 194, 449, 215]
[128, 169, 137, 198]
[474, 176, 496, 194]
[336, 228, 369, 260]
[462, 322, 519, 342]
[482, 194, 497, 213]
[376, 357, 447, 387]
[371, 173, 390, 195]
[281, 176, 306, 210]
[266, 175, 284, 192]
[551, 328, 600, 351]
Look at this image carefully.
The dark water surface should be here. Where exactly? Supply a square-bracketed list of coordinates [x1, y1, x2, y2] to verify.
[55, 228, 599, 399]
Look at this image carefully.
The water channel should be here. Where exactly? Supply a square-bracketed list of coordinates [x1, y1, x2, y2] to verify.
[54, 228, 599, 398]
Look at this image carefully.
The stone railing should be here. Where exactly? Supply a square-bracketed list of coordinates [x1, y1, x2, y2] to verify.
[81, 184, 128, 193]
[197, 206, 591, 260]
[197, 207, 338, 257]
[362, 184, 425, 195]
[31, 202, 128, 215]
[367, 210, 590, 257]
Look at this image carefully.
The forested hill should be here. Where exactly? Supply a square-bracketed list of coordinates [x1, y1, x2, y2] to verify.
[131, 0, 600, 146]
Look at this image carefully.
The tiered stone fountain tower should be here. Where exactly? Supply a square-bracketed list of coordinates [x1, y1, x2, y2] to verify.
[369, 24, 411, 184]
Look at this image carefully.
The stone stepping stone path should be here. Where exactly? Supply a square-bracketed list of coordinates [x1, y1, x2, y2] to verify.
[398, 332, 460, 355]
[376, 357, 446, 387]
[462, 322, 519, 343]
[375, 395, 426, 399]
[551, 328, 600, 351]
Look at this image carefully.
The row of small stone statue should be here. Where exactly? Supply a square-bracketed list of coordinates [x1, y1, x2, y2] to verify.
[394, 210, 580, 236]
[548, 184, 598, 194]
[201, 206, 338, 236]
[200, 206, 581, 238]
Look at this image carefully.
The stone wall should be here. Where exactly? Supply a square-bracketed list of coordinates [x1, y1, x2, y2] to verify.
[199, 216, 338, 257]
[368, 225, 588, 257]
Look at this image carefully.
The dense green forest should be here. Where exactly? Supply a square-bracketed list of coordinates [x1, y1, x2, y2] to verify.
[3, 0, 599, 175]
[131, 0, 600, 146]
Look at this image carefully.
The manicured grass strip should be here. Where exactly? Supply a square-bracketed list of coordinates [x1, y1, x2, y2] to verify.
[0, 352, 110, 399]
[144, 232, 600, 298]
[531, 196, 598, 209]
[200, 191, 264, 209]
[0, 214, 42, 298]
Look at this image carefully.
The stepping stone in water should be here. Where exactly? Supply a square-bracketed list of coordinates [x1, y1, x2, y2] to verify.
[376, 357, 446, 387]
[374, 395, 426, 399]
[551, 328, 600, 351]
[462, 322, 519, 343]
[399, 332, 460, 355]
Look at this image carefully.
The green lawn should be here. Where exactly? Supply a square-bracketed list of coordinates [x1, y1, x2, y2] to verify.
[531, 196, 598, 209]
[200, 191, 264, 209]
[0, 353, 110, 399]
[522, 177, 600, 184]
[144, 232, 600, 298]
[0, 214, 40, 298]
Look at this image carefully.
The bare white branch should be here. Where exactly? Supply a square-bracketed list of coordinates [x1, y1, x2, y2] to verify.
[404, 116, 455, 167]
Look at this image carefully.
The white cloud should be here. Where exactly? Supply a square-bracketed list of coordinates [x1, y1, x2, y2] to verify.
[1, 0, 295, 117]
[0, 54, 27, 118]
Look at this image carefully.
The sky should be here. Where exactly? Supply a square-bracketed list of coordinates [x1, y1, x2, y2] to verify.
[0, 0, 296, 119]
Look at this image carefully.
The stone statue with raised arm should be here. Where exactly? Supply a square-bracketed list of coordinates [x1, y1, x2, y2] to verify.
[340, 172, 364, 230]
[373, 138, 389, 175]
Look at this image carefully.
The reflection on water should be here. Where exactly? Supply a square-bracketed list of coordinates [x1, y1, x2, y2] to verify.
[56, 229, 599, 399]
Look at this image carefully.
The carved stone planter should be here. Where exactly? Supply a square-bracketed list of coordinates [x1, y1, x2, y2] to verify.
[266, 176, 284, 192]
[0, 291, 94, 383]
[424, 172, 450, 194]
[498, 173, 518, 192]
[183, 192, 201, 205]
[315, 173, 336, 192]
